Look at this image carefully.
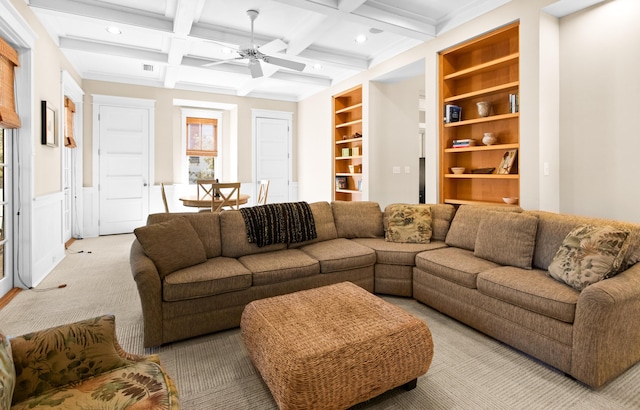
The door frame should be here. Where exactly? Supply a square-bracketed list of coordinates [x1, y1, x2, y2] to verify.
[92, 95, 154, 235]
[62, 70, 84, 242]
[251, 109, 293, 203]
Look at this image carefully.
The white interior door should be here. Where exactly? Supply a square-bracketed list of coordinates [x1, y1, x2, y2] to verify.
[255, 115, 291, 204]
[98, 105, 150, 235]
[62, 145, 72, 243]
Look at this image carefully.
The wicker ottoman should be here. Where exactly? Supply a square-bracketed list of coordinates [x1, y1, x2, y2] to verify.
[240, 281, 433, 410]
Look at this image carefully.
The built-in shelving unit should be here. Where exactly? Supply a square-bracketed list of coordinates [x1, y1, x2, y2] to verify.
[439, 22, 520, 206]
[333, 85, 363, 201]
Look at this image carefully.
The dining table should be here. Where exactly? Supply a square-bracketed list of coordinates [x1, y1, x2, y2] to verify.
[179, 193, 250, 209]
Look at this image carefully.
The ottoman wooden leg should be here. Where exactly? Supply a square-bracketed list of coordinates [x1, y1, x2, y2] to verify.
[403, 378, 418, 391]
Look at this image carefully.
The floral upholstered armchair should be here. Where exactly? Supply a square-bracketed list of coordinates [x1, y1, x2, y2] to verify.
[0, 314, 179, 409]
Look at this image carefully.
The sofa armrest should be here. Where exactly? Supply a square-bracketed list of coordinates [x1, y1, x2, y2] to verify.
[571, 262, 640, 388]
[130, 239, 164, 347]
[9, 315, 130, 404]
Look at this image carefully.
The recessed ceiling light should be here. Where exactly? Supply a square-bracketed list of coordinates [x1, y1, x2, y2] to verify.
[369, 28, 383, 34]
[355, 35, 367, 43]
[106, 26, 121, 35]
[312, 63, 322, 70]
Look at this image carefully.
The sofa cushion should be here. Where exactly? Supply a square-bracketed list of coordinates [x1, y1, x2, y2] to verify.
[445, 205, 522, 251]
[332, 201, 384, 238]
[385, 204, 433, 243]
[134, 217, 207, 278]
[547, 225, 630, 291]
[238, 249, 320, 286]
[474, 211, 538, 269]
[299, 238, 376, 273]
[0, 332, 14, 409]
[384, 203, 455, 242]
[219, 210, 287, 258]
[12, 360, 177, 410]
[147, 212, 222, 258]
[288, 202, 338, 248]
[477, 267, 579, 323]
[415, 247, 500, 289]
[528, 210, 640, 272]
[352, 238, 447, 265]
[163, 257, 252, 301]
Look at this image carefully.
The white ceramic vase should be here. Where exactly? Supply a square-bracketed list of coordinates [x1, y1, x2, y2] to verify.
[477, 101, 491, 117]
[482, 132, 497, 146]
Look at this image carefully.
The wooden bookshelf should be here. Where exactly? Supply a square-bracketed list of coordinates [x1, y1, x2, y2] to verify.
[333, 85, 363, 201]
[439, 22, 520, 206]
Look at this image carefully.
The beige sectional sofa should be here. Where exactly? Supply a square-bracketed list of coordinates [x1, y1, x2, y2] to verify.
[130, 201, 640, 389]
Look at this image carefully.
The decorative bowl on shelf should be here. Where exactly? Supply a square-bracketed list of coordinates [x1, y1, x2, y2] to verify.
[451, 167, 466, 174]
[502, 197, 519, 205]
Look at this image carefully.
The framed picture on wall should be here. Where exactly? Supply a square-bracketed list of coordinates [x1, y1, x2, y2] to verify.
[41, 100, 57, 147]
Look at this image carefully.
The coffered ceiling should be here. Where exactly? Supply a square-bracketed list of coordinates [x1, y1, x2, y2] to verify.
[28, 0, 521, 101]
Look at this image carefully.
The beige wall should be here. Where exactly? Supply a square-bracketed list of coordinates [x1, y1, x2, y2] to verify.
[369, 76, 423, 209]
[559, 0, 640, 223]
[81, 80, 297, 187]
[9, 0, 82, 197]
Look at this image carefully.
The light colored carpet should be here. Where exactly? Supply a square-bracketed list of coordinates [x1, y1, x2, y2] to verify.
[1, 234, 639, 409]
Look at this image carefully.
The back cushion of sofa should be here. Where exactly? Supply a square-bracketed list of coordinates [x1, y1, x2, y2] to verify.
[529, 210, 640, 271]
[219, 210, 287, 258]
[332, 201, 384, 238]
[445, 205, 522, 251]
[146, 212, 221, 258]
[289, 201, 338, 248]
[383, 203, 455, 242]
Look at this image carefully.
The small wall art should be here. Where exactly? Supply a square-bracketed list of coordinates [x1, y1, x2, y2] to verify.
[41, 100, 57, 147]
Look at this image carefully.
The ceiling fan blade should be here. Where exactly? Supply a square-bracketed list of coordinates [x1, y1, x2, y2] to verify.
[262, 55, 306, 71]
[203, 57, 243, 67]
[259, 39, 287, 54]
[248, 59, 263, 78]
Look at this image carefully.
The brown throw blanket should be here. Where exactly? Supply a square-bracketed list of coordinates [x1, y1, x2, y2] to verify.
[240, 202, 317, 247]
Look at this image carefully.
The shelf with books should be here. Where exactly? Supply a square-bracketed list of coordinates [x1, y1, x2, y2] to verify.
[439, 22, 520, 205]
[445, 142, 519, 153]
[333, 85, 364, 202]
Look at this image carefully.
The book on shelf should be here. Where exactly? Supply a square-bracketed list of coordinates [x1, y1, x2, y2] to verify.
[335, 176, 347, 190]
[452, 139, 476, 148]
[509, 93, 519, 113]
[444, 105, 461, 123]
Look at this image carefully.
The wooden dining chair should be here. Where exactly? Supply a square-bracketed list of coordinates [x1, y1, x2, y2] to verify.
[197, 179, 216, 200]
[257, 179, 270, 205]
[161, 182, 169, 213]
[210, 182, 241, 212]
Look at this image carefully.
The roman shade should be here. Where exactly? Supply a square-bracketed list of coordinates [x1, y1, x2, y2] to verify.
[64, 96, 77, 148]
[0, 36, 20, 129]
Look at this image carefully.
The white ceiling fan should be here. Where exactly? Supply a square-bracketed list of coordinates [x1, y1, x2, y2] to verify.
[204, 9, 306, 78]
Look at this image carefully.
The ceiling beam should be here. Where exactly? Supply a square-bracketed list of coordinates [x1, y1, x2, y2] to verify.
[271, 0, 435, 40]
[28, 0, 173, 32]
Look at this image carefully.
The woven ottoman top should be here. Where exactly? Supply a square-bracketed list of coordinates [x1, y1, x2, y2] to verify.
[241, 281, 433, 410]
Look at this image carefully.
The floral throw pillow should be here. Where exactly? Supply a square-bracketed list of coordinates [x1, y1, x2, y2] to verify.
[547, 224, 630, 291]
[385, 205, 432, 244]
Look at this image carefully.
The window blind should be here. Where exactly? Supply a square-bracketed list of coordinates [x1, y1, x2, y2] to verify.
[0, 36, 20, 129]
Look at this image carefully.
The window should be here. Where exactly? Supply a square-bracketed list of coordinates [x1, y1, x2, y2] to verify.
[186, 117, 218, 184]
[0, 128, 6, 281]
